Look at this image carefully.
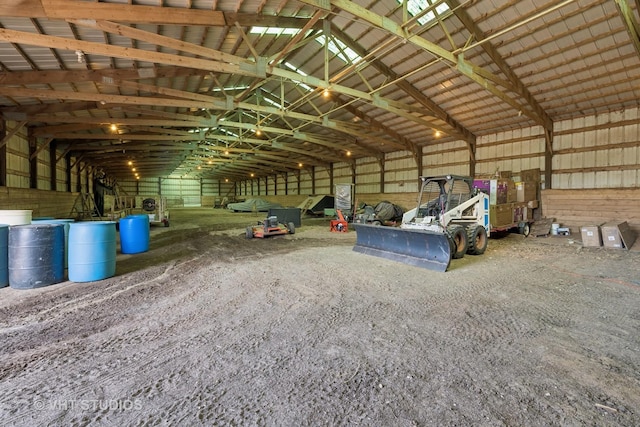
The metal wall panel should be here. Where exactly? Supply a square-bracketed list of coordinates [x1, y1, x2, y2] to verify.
[286, 173, 299, 194]
[6, 122, 29, 189]
[267, 176, 276, 194]
[553, 107, 639, 189]
[355, 158, 380, 194]
[137, 178, 159, 195]
[314, 168, 330, 194]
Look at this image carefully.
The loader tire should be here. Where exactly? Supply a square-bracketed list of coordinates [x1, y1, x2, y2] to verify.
[246, 226, 254, 239]
[287, 222, 295, 234]
[447, 225, 468, 259]
[466, 225, 488, 255]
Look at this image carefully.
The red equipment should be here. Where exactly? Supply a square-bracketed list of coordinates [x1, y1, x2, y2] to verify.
[330, 209, 349, 233]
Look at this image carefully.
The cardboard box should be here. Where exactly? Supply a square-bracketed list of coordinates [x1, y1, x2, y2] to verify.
[507, 186, 517, 203]
[474, 179, 514, 205]
[511, 202, 527, 223]
[601, 221, 637, 249]
[580, 225, 602, 247]
[520, 168, 541, 182]
[516, 181, 538, 202]
[490, 203, 514, 228]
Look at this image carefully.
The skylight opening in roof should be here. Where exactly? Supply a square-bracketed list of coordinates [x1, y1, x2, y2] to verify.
[283, 62, 313, 92]
[315, 35, 362, 64]
[398, 0, 450, 26]
[250, 27, 301, 36]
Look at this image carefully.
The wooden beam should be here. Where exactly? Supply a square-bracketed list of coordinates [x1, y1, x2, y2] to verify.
[0, 1, 310, 27]
[0, 120, 27, 149]
[30, 136, 54, 160]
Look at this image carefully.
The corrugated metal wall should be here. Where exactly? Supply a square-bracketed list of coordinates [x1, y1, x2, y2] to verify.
[355, 157, 380, 194]
[2, 106, 639, 211]
[6, 123, 29, 188]
[553, 107, 639, 189]
[384, 150, 420, 193]
[161, 178, 201, 206]
[314, 167, 331, 194]
[424, 140, 470, 177]
[476, 127, 546, 183]
[4, 120, 92, 192]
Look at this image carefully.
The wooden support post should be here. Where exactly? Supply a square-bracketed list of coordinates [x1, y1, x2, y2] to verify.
[544, 127, 554, 189]
[28, 128, 37, 189]
[0, 120, 6, 187]
[378, 154, 385, 194]
[76, 161, 81, 192]
[329, 163, 334, 194]
[50, 140, 57, 191]
[469, 137, 477, 178]
[65, 151, 72, 192]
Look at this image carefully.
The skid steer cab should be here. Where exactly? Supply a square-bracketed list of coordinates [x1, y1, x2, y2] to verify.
[353, 175, 490, 272]
[246, 215, 295, 239]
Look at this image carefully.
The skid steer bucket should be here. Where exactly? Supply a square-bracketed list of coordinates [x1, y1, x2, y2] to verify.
[352, 223, 452, 272]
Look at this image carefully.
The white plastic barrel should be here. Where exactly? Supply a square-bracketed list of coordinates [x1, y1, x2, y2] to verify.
[0, 210, 32, 226]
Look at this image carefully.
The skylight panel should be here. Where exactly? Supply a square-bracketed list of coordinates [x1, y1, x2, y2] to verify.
[398, 0, 450, 26]
[315, 35, 362, 64]
[283, 62, 313, 92]
[250, 27, 301, 36]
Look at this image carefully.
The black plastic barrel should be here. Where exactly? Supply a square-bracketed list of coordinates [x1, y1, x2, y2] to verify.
[119, 215, 150, 254]
[9, 223, 65, 290]
[0, 224, 8, 288]
[31, 219, 74, 268]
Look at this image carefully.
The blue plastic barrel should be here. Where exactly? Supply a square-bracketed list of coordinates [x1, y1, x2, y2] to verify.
[119, 215, 150, 254]
[31, 219, 74, 268]
[9, 223, 65, 290]
[68, 221, 117, 283]
[0, 224, 8, 288]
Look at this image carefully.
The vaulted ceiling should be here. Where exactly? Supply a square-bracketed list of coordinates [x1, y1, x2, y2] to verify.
[1, 0, 639, 181]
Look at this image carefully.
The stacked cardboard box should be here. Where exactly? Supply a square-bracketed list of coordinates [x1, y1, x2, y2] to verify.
[515, 181, 538, 202]
[489, 203, 514, 227]
[474, 178, 516, 205]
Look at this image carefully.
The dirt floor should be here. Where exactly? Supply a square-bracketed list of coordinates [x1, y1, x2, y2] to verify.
[0, 207, 639, 426]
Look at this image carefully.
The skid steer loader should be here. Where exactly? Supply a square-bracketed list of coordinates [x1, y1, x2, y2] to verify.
[352, 175, 490, 272]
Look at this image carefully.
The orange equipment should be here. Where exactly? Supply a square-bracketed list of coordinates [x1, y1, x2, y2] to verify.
[246, 216, 295, 238]
[330, 209, 349, 233]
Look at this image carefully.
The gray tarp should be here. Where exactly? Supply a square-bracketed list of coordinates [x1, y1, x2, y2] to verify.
[227, 198, 282, 212]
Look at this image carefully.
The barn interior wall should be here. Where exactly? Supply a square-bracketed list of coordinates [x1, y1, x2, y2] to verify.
[1, 106, 638, 228]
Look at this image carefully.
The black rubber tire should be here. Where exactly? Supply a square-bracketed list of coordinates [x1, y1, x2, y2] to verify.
[519, 222, 531, 237]
[287, 222, 295, 234]
[372, 220, 382, 226]
[164, 220, 170, 227]
[467, 225, 488, 255]
[142, 198, 156, 212]
[447, 225, 468, 259]
[245, 226, 254, 239]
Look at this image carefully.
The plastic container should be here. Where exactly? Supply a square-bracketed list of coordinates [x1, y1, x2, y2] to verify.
[8, 223, 65, 290]
[31, 219, 75, 268]
[68, 221, 117, 283]
[0, 224, 8, 288]
[551, 223, 560, 235]
[0, 210, 32, 226]
[119, 215, 150, 254]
